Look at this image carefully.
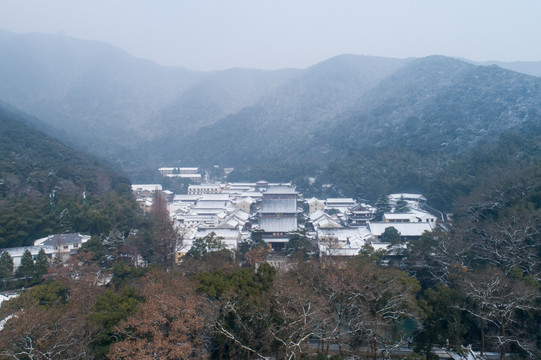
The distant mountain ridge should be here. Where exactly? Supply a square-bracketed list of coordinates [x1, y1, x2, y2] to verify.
[1, 29, 541, 191]
[475, 60, 541, 77]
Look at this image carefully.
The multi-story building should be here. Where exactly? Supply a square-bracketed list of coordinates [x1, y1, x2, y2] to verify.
[258, 186, 298, 251]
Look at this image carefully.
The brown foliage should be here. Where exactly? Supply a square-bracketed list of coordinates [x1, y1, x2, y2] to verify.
[150, 191, 181, 270]
[0, 254, 106, 359]
[109, 269, 209, 359]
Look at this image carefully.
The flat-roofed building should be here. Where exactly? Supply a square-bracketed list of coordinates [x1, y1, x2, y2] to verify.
[158, 167, 199, 175]
[158, 167, 202, 182]
[188, 184, 222, 195]
[388, 193, 427, 210]
[368, 221, 434, 241]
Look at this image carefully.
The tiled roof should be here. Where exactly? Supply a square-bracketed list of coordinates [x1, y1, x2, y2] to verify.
[260, 199, 297, 213]
[260, 217, 297, 232]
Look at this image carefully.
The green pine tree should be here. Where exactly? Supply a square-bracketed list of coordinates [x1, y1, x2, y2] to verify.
[381, 226, 402, 244]
[16, 249, 35, 286]
[375, 195, 392, 220]
[58, 208, 74, 234]
[394, 195, 411, 213]
[0, 251, 14, 289]
[34, 248, 49, 280]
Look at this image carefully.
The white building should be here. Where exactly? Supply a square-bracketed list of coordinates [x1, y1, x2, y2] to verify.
[188, 184, 222, 195]
[388, 193, 427, 210]
[1, 233, 91, 272]
[368, 222, 434, 240]
[382, 209, 437, 224]
[306, 197, 325, 214]
[317, 227, 372, 256]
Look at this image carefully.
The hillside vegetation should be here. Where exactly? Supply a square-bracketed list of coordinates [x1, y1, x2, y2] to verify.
[2, 31, 541, 204]
[0, 106, 140, 248]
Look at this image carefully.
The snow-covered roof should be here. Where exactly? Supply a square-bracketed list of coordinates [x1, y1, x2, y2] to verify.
[388, 193, 426, 201]
[168, 203, 191, 214]
[0, 292, 18, 307]
[131, 184, 162, 192]
[264, 186, 297, 195]
[200, 194, 230, 201]
[383, 210, 437, 222]
[317, 227, 372, 242]
[236, 197, 255, 205]
[196, 228, 241, 240]
[159, 167, 199, 171]
[1, 246, 56, 257]
[310, 209, 329, 222]
[34, 233, 90, 247]
[228, 210, 250, 222]
[410, 209, 437, 219]
[368, 222, 434, 237]
[240, 191, 262, 198]
[260, 199, 297, 213]
[317, 218, 342, 229]
[194, 200, 227, 209]
[383, 213, 419, 221]
[326, 198, 356, 205]
[165, 173, 202, 179]
[173, 194, 201, 202]
[317, 228, 371, 256]
[260, 217, 297, 232]
[192, 208, 224, 215]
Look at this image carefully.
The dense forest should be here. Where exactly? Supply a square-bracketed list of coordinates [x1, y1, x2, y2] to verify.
[0, 106, 146, 248]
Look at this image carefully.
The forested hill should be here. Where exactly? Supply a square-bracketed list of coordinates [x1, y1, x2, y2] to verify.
[3, 30, 541, 203]
[303, 57, 541, 204]
[195, 56, 541, 204]
[182, 56, 541, 164]
[0, 105, 139, 248]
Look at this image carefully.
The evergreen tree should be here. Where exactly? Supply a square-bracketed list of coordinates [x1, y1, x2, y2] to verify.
[185, 232, 227, 260]
[58, 208, 74, 234]
[380, 226, 402, 245]
[285, 231, 313, 258]
[34, 248, 49, 279]
[0, 251, 14, 289]
[374, 194, 392, 220]
[16, 249, 35, 286]
[394, 195, 410, 213]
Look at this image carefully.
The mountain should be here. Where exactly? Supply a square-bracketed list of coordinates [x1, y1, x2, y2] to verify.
[0, 105, 139, 248]
[172, 56, 541, 167]
[0, 30, 205, 153]
[168, 54, 411, 166]
[320, 56, 541, 154]
[476, 60, 541, 77]
[2, 30, 541, 201]
[0, 30, 302, 158]
[153, 67, 302, 138]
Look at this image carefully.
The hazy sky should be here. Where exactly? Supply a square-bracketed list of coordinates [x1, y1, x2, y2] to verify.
[1, 0, 540, 71]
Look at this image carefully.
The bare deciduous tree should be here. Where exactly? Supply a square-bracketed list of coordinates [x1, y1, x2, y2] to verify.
[0, 254, 106, 360]
[459, 267, 540, 359]
[150, 191, 181, 270]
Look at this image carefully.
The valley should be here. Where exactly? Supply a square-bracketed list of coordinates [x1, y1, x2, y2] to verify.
[0, 30, 541, 359]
